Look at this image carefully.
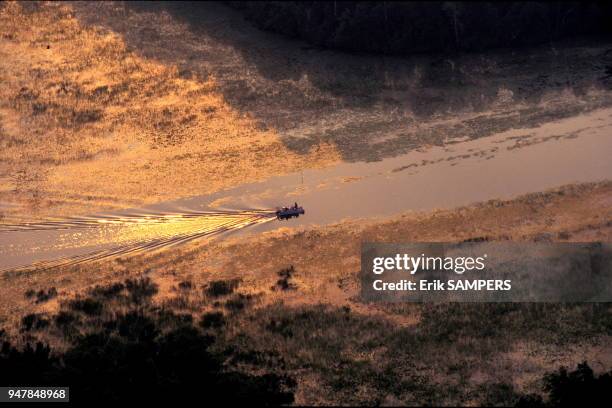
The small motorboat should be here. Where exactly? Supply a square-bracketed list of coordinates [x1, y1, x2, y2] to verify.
[276, 203, 305, 220]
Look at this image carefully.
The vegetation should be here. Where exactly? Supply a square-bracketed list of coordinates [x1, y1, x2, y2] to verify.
[24, 287, 58, 304]
[229, 2, 612, 55]
[1, 2, 611, 405]
[1, 277, 296, 404]
[3, 268, 612, 405]
[272, 265, 297, 291]
[517, 362, 612, 406]
[205, 279, 241, 297]
[0, 1, 339, 219]
[229, 302, 612, 405]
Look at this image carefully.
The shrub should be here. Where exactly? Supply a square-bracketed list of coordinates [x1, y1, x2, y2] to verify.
[68, 298, 103, 316]
[178, 280, 193, 291]
[204, 279, 240, 298]
[517, 362, 612, 406]
[21, 314, 50, 331]
[35, 287, 58, 303]
[200, 312, 226, 328]
[544, 362, 612, 406]
[272, 266, 297, 291]
[224, 294, 253, 313]
[125, 277, 158, 303]
[90, 282, 125, 299]
[54, 311, 78, 327]
[1, 276, 296, 404]
[0, 341, 57, 386]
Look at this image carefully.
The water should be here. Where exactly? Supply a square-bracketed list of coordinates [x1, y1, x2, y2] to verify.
[175, 107, 612, 226]
[1, 108, 611, 272]
[0, 211, 275, 272]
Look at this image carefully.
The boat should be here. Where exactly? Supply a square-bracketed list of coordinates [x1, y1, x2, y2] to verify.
[276, 204, 305, 220]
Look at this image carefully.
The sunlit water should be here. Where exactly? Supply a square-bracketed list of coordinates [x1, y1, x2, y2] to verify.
[0, 211, 275, 273]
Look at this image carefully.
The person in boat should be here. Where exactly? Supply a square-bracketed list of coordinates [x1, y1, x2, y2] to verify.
[294, 202, 298, 209]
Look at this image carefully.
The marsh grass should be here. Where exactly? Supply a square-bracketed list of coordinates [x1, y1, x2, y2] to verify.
[0, 2, 340, 218]
[2, 266, 611, 405]
[211, 301, 612, 405]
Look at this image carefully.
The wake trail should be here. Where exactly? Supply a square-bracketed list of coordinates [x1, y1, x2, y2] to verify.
[0, 209, 273, 232]
[0, 209, 277, 274]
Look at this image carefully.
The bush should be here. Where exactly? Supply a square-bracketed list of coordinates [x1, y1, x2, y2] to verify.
[54, 311, 78, 327]
[68, 298, 103, 316]
[21, 314, 50, 331]
[224, 294, 253, 313]
[24, 287, 58, 303]
[544, 362, 612, 406]
[200, 312, 226, 328]
[178, 280, 193, 291]
[204, 279, 240, 298]
[90, 282, 125, 299]
[517, 362, 612, 406]
[0, 341, 58, 386]
[272, 266, 297, 291]
[125, 277, 158, 303]
[36, 287, 58, 303]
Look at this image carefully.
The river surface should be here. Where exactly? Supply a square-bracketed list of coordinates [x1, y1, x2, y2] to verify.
[1, 108, 611, 272]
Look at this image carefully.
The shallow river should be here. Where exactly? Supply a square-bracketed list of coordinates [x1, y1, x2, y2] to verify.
[1, 108, 611, 272]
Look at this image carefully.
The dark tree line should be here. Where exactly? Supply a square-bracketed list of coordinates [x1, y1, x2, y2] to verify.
[227, 2, 612, 54]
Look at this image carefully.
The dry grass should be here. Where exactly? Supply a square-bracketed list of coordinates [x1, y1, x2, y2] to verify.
[0, 1, 340, 218]
[2, 2, 611, 220]
[72, 2, 612, 164]
[1, 2, 611, 404]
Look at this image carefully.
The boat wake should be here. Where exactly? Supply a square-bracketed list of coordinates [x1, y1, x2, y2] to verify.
[0, 210, 276, 273]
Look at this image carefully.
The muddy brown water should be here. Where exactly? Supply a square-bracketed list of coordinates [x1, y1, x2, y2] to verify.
[1, 108, 611, 272]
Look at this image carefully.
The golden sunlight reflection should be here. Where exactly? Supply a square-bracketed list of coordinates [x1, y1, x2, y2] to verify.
[0, 210, 276, 273]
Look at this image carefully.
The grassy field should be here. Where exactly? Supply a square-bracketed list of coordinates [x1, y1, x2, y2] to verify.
[0, 1, 339, 219]
[1, 1, 611, 405]
[7, 273, 611, 405]
[72, 2, 612, 161]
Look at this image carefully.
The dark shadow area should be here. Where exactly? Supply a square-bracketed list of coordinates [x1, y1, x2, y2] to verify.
[237, 301, 612, 405]
[1, 277, 295, 404]
[517, 362, 612, 407]
[227, 2, 612, 55]
[70, 1, 612, 161]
